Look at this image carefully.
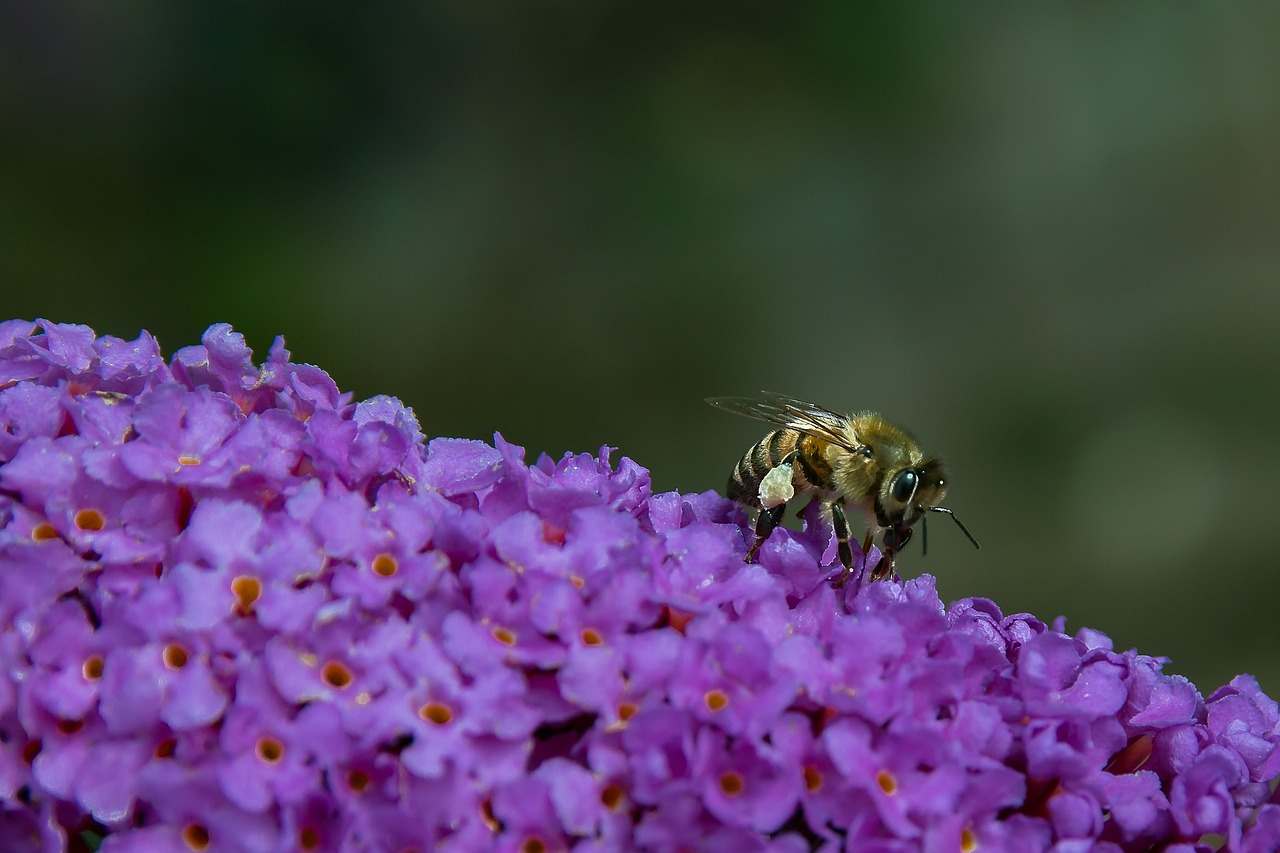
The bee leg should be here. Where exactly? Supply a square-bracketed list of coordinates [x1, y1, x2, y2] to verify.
[863, 532, 890, 582]
[746, 503, 786, 562]
[869, 554, 894, 581]
[869, 542, 898, 581]
[830, 502, 854, 581]
[871, 526, 909, 581]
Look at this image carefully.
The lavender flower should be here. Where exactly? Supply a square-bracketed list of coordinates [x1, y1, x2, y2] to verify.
[1, 319, 1278, 852]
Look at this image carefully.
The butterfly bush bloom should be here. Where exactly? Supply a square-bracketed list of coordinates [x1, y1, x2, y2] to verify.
[1, 320, 1278, 853]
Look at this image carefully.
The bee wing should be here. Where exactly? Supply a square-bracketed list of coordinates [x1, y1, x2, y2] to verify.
[705, 392, 863, 452]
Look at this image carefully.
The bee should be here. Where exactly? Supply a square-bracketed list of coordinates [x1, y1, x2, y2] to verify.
[705, 392, 979, 582]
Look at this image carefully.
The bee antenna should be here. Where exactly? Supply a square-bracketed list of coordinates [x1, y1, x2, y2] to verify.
[921, 513, 928, 556]
[929, 507, 980, 550]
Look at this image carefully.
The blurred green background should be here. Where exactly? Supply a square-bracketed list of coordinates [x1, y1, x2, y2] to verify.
[5, 4, 1278, 696]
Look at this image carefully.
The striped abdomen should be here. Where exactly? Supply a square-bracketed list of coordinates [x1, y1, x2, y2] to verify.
[726, 429, 835, 506]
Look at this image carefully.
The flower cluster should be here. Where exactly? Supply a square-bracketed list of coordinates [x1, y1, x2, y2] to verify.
[1, 320, 1278, 852]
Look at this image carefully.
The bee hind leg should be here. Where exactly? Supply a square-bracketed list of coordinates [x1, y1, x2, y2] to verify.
[746, 503, 786, 562]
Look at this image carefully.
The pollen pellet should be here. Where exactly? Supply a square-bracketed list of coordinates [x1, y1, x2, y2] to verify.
[256, 737, 284, 764]
[491, 626, 516, 646]
[757, 463, 795, 509]
[322, 661, 353, 689]
[420, 701, 454, 725]
[961, 827, 978, 852]
[704, 689, 729, 712]
[804, 765, 823, 793]
[371, 553, 398, 577]
[31, 523, 59, 542]
[580, 628, 603, 646]
[82, 655, 104, 680]
[718, 771, 744, 797]
[182, 823, 211, 851]
[73, 508, 106, 531]
[876, 769, 899, 796]
[163, 644, 189, 669]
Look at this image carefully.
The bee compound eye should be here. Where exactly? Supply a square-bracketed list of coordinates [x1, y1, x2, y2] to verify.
[890, 469, 918, 504]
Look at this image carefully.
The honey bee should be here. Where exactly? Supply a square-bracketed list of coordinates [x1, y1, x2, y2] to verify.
[706, 392, 979, 582]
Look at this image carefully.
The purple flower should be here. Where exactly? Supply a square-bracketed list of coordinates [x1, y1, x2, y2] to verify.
[1, 319, 1278, 851]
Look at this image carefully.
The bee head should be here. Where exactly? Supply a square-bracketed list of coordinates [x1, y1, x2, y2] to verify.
[881, 458, 950, 525]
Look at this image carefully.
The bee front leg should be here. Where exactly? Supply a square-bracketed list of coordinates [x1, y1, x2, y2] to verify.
[869, 552, 894, 582]
[864, 531, 892, 582]
[870, 526, 911, 582]
[746, 503, 786, 562]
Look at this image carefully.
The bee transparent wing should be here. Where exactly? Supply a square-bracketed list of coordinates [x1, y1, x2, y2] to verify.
[705, 392, 862, 452]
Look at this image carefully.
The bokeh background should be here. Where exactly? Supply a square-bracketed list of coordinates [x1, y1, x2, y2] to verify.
[5, 4, 1278, 696]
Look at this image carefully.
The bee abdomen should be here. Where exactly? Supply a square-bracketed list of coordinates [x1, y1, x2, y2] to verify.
[727, 429, 797, 506]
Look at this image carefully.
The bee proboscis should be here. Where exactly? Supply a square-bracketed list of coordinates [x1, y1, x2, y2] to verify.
[706, 392, 979, 582]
